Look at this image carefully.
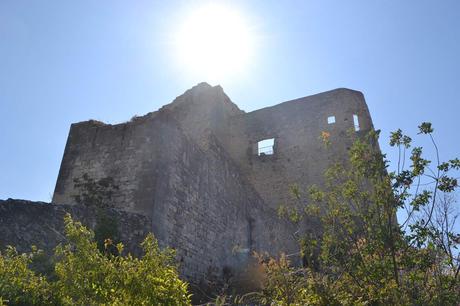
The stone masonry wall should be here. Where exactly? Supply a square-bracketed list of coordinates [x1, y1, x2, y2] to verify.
[224, 88, 374, 210]
[47, 83, 375, 287]
[0, 199, 150, 257]
[51, 92, 299, 284]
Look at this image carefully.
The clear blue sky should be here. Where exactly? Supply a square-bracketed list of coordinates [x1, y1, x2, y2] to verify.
[1, 0, 459, 202]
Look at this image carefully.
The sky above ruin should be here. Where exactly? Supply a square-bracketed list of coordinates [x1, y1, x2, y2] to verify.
[1, 0, 459, 202]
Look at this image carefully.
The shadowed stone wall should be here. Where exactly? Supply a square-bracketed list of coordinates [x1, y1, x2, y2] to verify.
[51, 87, 299, 284]
[4, 83, 375, 288]
[0, 199, 150, 257]
[224, 88, 374, 210]
[0, 198, 297, 288]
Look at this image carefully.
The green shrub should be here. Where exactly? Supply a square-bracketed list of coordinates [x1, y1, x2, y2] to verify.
[0, 246, 56, 305]
[270, 124, 460, 305]
[0, 214, 191, 305]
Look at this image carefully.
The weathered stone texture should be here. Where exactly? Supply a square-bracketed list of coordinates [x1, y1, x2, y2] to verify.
[1, 83, 375, 287]
[225, 88, 373, 210]
[0, 199, 150, 256]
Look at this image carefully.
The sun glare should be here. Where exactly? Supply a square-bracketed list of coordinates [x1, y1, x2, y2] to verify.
[174, 4, 254, 81]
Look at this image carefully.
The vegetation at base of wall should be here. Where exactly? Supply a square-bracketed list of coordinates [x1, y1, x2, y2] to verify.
[0, 247, 55, 305]
[93, 211, 120, 255]
[211, 123, 459, 305]
[2, 123, 459, 305]
[0, 214, 191, 306]
[262, 123, 459, 305]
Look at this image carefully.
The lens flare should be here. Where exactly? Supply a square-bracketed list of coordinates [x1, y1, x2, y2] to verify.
[174, 4, 254, 81]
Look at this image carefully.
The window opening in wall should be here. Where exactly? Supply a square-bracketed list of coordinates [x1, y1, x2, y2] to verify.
[353, 114, 360, 131]
[327, 116, 336, 124]
[258, 138, 274, 156]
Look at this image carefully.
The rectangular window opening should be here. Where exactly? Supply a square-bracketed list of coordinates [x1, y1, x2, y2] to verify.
[258, 138, 274, 156]
[327, 116, 335, 124]
[353, 114, 360, 131]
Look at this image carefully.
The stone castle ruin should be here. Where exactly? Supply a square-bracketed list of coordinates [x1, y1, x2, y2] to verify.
[1, 83, 374, 288]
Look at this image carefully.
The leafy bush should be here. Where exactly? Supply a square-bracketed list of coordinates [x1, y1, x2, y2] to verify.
[0, 247, 56, 305]
[269, 123, 460, 305]
[0, 214, 191, 305]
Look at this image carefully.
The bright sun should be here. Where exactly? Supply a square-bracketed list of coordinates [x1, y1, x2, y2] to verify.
[174, 4, 254, 81]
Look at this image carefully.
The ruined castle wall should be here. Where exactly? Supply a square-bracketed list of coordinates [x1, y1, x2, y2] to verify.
[224, 88, 373, 210]
[156, 133, 298, 282]
[49, 85, 374, 285]
[51, 105, 298, 284]
[160, 82, 244, 150]
[53, 112, 173, 216]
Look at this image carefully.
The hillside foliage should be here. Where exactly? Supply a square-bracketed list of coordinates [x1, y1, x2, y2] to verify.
[260, 123, 460, 305]
[0, 214, 190, 306]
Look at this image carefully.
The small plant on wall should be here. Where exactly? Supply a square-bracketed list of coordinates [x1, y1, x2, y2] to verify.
[72, 173, 120, 253]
